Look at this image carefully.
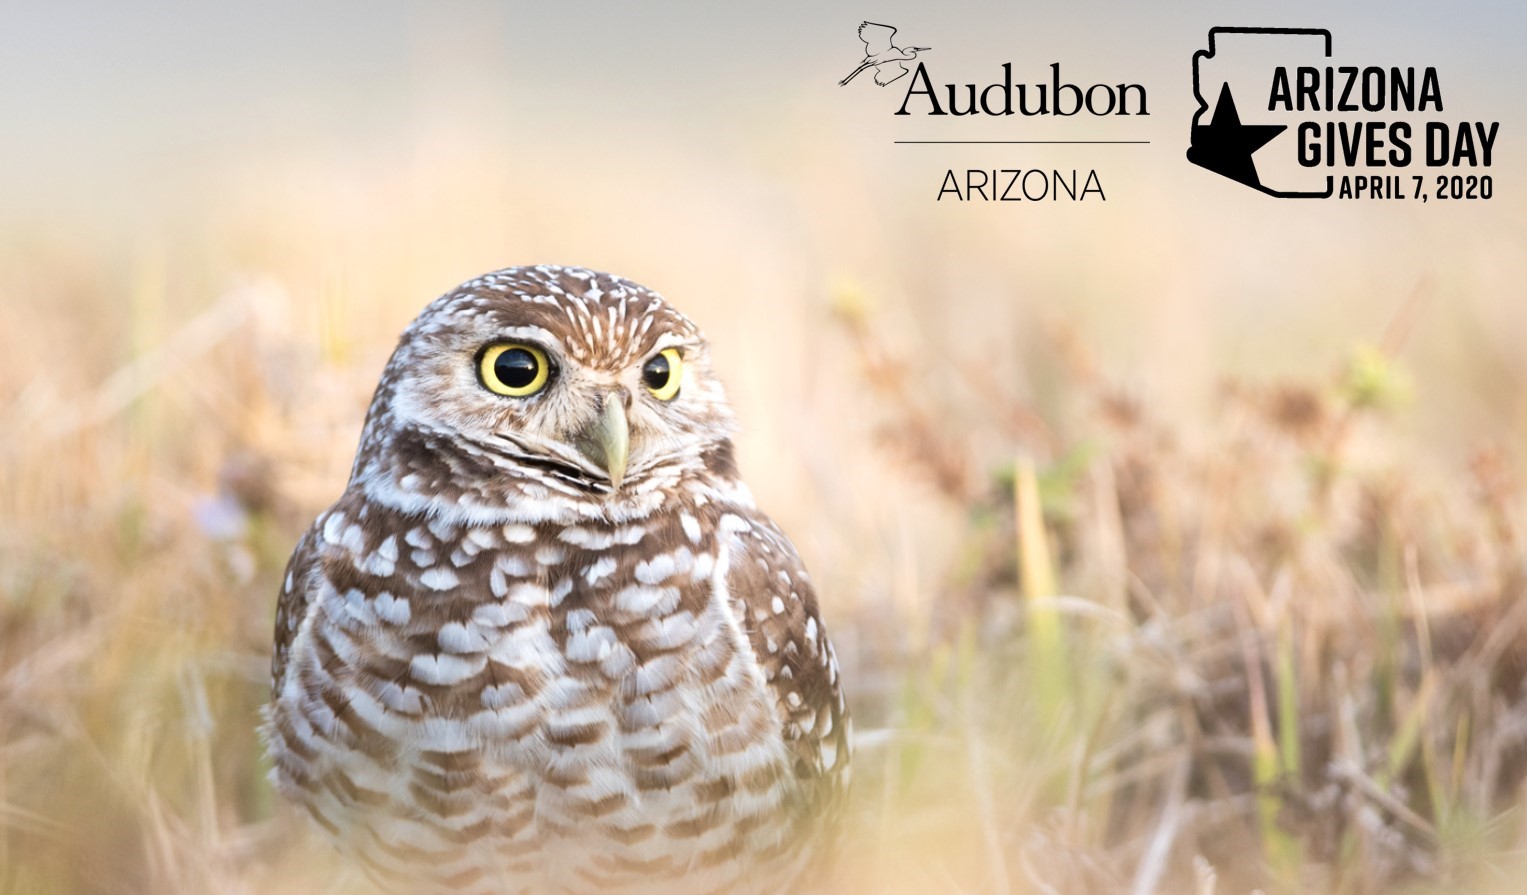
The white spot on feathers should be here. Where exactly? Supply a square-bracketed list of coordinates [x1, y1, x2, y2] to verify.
[373, 592, 411, 625]
[409, 653, 484, 686]
[502, 523, 536, 543]
[583, 556, 617, 585]
[614, 584, 679, 615]
[419, 567, 459, 591]
[635, 549, 693, 585]
[321, 512, 346, 545]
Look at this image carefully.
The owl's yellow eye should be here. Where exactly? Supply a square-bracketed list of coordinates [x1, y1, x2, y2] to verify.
[641, 348, 683, 401]
[479, 343, 551, 397]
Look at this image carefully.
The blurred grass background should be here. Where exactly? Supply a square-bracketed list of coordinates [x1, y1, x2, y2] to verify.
[3, 1, 1527, 893]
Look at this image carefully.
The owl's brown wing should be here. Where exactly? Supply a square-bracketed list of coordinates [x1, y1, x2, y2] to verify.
[270, 524, 323, 697]
[725, 511, 852, 814]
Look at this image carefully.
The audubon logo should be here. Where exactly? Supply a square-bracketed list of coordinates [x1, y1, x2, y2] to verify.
[838, 20, 1151, 204]
[1188, 27, 1501, 200]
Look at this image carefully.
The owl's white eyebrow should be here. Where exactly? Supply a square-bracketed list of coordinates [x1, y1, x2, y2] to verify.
[650, 333, 693, 353]
[489, 326, 558, 346]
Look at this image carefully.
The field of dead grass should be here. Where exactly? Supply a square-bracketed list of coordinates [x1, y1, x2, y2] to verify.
[2, 172, 1525, 895]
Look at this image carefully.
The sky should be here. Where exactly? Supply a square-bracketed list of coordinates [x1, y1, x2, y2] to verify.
[2, 0, 1521, 217]
[2, 0, 1524, 456]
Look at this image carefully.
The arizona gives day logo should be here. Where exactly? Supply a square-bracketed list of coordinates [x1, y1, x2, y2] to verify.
[1187, 27, 1500, 199]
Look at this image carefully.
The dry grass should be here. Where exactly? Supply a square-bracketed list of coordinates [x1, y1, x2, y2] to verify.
[2, 233, 1526, 895]
[831, 294, 1527, 895]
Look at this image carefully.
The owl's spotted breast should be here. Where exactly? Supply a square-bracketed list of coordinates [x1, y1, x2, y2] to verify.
[266, 492, 847, 895]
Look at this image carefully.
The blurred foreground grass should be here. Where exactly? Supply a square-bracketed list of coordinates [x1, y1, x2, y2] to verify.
[833, 294, 1527, 894]
[2, 252, 1526, 895]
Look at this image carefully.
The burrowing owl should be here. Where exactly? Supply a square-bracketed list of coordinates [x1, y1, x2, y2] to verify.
[263, 265, 850, 895]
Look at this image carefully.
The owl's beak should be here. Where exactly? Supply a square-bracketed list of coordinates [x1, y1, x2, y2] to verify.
[576, 395, 629, 490]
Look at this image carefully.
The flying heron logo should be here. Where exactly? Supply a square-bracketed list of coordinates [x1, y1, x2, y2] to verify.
[838, 22, 930, 87]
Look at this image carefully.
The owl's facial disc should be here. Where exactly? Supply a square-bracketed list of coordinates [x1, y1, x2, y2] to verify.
[360, 267, 741, 511]
[460, 333, 696, 494]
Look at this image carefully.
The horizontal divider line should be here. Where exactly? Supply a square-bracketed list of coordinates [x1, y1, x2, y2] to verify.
[894, 140, 1150, 144]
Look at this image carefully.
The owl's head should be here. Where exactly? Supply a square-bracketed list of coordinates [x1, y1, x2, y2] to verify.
[352, 266, 742, 521]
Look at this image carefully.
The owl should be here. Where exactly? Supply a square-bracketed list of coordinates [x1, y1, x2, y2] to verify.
[262, 265, 851, 895]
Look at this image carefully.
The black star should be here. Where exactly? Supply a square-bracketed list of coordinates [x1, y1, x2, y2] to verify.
[1187, 83, 1287, 189]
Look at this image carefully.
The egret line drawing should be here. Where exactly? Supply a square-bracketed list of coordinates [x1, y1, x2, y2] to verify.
[838, 22, 931, 87]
